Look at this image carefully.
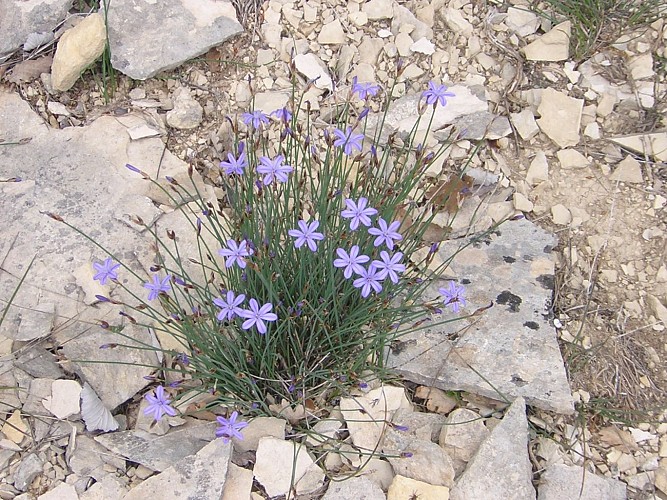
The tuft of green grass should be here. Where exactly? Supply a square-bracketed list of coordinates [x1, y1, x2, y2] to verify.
[531, 0, 667, 60]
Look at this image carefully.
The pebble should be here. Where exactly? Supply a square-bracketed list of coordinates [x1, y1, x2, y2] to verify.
[551, 204, 572, 225]
[609, 155, 643, 183]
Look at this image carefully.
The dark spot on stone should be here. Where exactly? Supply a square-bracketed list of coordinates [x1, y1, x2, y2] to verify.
[511, 374, 528, 387]
[523, 321, 539, 330]
[543, 244, 554, 253]
[461, 278, 471, 285]
[496, 290, 521, 312]
[536, 274, 555, 290]
[503, 256, 516, 263]
[522, 254, 533, 261]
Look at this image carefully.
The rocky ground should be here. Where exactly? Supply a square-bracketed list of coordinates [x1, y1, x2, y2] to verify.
[0, 0, 666, 499]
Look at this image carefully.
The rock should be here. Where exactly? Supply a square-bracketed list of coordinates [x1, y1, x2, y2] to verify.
[526, 152, 549, 185]
[253, 437, 324, 498]
[387, 475, 450, 500]
[0, 0, 72, 60]
[293, 53, 333, 92]
[441, 8, 473, 37]
[646, 295, 667, 325]
[51, 13, 106, 92]
[318, 19, 346, 44]
[657, 464, 667, 494]
[127, 124, 161, 141]
[47, 101, 70, 116]
[609, 155, 643, 183]
[556, 149, 589, 169]
[13, 453, 44, 491]
[232, 416, 285, 453]
[79, 475, 128, 499]
[505, 7, 540, 37]
[414, 386, 458, 414]
[386, 437, 455, 487]
[357, 458, 395, 490]
[395, 33, 414, 57]
[610, 132, 667, 162]
[387, 219, 574, 414]
[42, 379, 81, 419]
[359, 37, 385, 65]
[513, 193, 534, 213]
[166, 87, 203, 130]
[537, 464, 626, 500]
[37, 482, 79, 500]
[94, 422, 217, 472]
[523, 21, 571, 61]
[551, 204, 572, 225]
[628, 53, 654, 80]
[362, 0, 394, 20]
[305, 419, 343, 447]
[537, 88, 583, 148]
[104, 0, 243, 79]
[439, 408, 489, 467]
[221, 463, 253, 500]
[2, 410, 28, 444]
[322, 476, 386, 500]
[253, 92, 290, 114]
[510, 109, 540, 141]
[392, 4, 433, 41]
[22, 378, 56, 417]
[69, 435, 124, 481]
[411, 37, 435, 55]
[450, 398, 535, 500]
[14, 346, 64, 379]
[123, 438, 231, 500]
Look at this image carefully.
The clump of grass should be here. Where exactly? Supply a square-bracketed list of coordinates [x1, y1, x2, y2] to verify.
[531, 0, 667, 60]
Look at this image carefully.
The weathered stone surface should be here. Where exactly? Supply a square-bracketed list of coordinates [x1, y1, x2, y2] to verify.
[387, 219, 574, 414]
[610, 132, 667, 162]
[362, 0, 394, 20]
[293, 53, 333, 92]
[221, 463, 253, 500]
[68, 435, 122, 482]
[450, 398, 535, 500]
[556, 149, 589, 169]
[42, 379, 81, 419]
[94, 422, 217, 472]
[609, 155, 644, 183]
[523, 21, 571, 62]
[322, 476, 386, 500]
[0, 0, 72, 60]
[13, 452, 44, 491]
[537, 464, 626, 500]
[51, 13, 106, 92]
[103, 0, 243, 79]
[388, 475, 450, 500]
[14, 346, 64, 379]
[505, 7, 540, 37]
[37, 482, 79, 500]
[511, 109, 540, 141]
[441, 8, 473, 37]
[123, 438, 232, 500]
[2, 410, 28, 444]
[232, 416, 286, 453]
[439, 408, 489, 468]
[166, 87, 203, 130]
[79, 475, 128, 499]
[536, 88, 583, 148]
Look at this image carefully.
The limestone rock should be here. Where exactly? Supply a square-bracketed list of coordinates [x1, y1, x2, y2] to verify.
[13, 453, 44, 491]
[2, 410, 28, 444]
[523, 21, 571, 61]
[37, 482, 79, 500]
[123, 438, 232, 500]
[628, 53, 654, 80]
[556, 149, 589, 169]
[526, 152, 549, 185]
[510, 109, 540, 141]
[387, 475, 450, 500]
[537, 88, 583, 148]
[609, 155, 644, 183]
[293, 53, 333, 91]
[610, 132, 667, 162]
[450, 398, 535, 500]
[439, 408, 489, 466]
[166, 87, 203, 130]
[42, 379, 81, 419]
[318, 19, 346, 44]
[537, 464, 626, 500]
[441, 8, 473, 37]
[233, 416, 286, 453]
[104, 0, 243, 79]
[51, 14, 106, 92]
[505, 7, 540, 37]
[551, 204, 572, 225]
[221, 463, 253, 500]
[322, 476, 386, 500]
[362, 0, 394, 20]
[513, 193, 534, 213]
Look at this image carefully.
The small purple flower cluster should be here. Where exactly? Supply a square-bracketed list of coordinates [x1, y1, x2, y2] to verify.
[213, 291, 277, 335]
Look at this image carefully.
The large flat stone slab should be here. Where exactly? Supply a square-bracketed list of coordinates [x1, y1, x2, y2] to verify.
[387, 218, 574, 414]
[104, 0, 243, 79]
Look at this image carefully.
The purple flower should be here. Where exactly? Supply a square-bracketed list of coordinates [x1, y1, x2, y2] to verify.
[422, 81, 455, 107]
[220, 151, 247, 175]
[333, 127, 364, 156]
[218, 239, 253, 269]
[271, 107, 292, 122]
[368, 218, 403, 249]
[372, 251, 405, 284]
[216, 411, 248, 443]
[239, 299, 278, 334]
[242, 110, 269, 129]
[341, 197, 378, 230]
[93, 257, 120, 285]
[353, 265, 384, 298]
[333, 245, 370, 279]
[351, 76, 380, 100]
[143, 386, 177, 421]
[288, 220, 325, 251]
[439, 281, 466, 313]
[144, 274, 172, 301]
[257, 155, 293, 185]
[213, 290, 246, 321]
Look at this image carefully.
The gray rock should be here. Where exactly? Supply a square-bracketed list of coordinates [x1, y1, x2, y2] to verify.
[450, 397, 535, 500]
[21, 378, 55, 417]
[14, 346, 64, 378]
[166, 87, 203, 130]
[322, 476, 386, 500]
[13, 452, 44, 491]
[538, 464, 626, 500]
[94, 422, 217, 472]
[387, 218, 574, 414]
[385, 437, 455, 487]
[123, 438, 231, 500]
[439, 408, 489, 468]
[103, 0, 243, 79]
[68, 435, 125, 481]
[0, 0, 72, 60]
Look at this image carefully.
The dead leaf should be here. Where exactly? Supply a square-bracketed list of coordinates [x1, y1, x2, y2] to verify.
[5, 55, 53, 84]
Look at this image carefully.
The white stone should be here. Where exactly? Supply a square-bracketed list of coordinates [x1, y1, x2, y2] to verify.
[526, 152, 549, 185]
[411, 37, 435, 55]
[395, 32, 414, 57]
[610, 132, 667, 162]
[51, 14, 106, 92]
[47, 101, 70, 116]
[322, 476, 386, 500]
[362, 0, 394, 20]
[318, 19, 346, 45]
[513, 193, 534, 213]
[539, 464, 626, 500]
[221, 463, 253, 500]
[233, 416, 286, 453]
[442, 8, 473, 37]
[523, 21, 571, 61]
[510, 109, 539, 140]
[609, 155, 643, 183]
[42, 379, 81, 419]
[583, 122, 600, 139]
[166, 87, 203, 130]
[551, 204, 572, 225]
[628, 53, 654, 80]
[38, 482, 79, 500]
[253, 92, 290, 114]
[127, 124, 161, 140]
[348, 11, 368, 26]
[388, 475, 450, 500]
[293, 53, 333, 91]
[253, 437, 324, 497]
[537, 88, 583, 148]
[556, 149, 589, 169]
[440, 408, 489, 465]
[505, 7, 540, 37]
